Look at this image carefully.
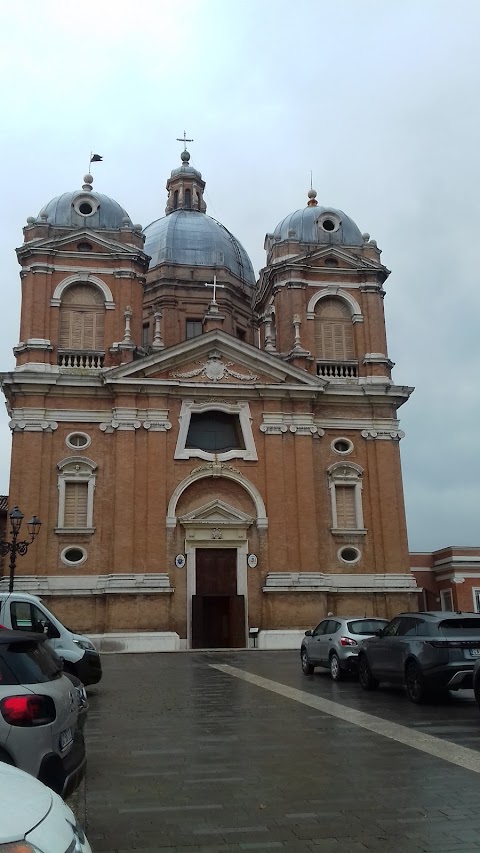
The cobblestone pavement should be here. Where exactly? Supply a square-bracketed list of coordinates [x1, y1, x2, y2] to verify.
[83, 651, 480, 852]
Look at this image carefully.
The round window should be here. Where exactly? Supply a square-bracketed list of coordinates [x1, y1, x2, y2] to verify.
[322, 219, 335, 231]
[77, 241, 93, 252]
[61, 546, 87, 567]
[66, 432, 91, 450]
[332, 438, 353, 455]
[339, 547, 360, 564]
[73, 196, 99, 217]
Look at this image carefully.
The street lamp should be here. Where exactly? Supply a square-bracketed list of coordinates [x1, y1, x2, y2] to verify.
[0, 506, 42, 593]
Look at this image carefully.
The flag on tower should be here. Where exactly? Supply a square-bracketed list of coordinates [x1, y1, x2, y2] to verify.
[90, 154, 103, 163]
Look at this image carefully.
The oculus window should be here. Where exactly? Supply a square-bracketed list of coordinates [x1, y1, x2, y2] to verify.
[186, 412, 245, 453]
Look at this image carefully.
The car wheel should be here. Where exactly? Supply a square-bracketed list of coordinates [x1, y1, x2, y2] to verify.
[405, 661, 429, 704]
[0, 749, 14, 766]
[301, 648, 314, 675]
[330, 652, 343, 682]
[474, 676, 480, 710]
[358, 654, 378, 691]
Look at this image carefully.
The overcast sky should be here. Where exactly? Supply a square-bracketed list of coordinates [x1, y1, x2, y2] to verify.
[0, 0, 479, 552]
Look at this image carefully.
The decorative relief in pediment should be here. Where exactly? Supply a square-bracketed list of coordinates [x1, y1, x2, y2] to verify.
[170, 350, 257, 383]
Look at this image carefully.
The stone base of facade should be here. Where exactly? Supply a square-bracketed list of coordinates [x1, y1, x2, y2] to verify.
[89, 632, 181, 653]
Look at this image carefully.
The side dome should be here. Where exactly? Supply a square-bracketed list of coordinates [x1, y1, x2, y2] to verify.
[37, 176, 132, 230]
[273, 205, 364, 247]
[143, 211, 256, 287]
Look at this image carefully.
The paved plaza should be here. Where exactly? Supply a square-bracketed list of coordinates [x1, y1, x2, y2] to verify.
[78, 651, 480, 852]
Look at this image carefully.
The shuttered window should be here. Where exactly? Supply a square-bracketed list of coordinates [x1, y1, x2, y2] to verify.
[59, 284, 105, 351]
[64, 482, 88, 528]
[314, 297, 354, 361]
[335, 485, 357, 529]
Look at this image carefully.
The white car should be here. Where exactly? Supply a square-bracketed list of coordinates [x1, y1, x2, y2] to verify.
[0, 761, 91, 852]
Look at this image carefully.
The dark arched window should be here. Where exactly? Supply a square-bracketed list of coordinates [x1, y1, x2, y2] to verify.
[184, 188, 192, 209]
[186, 411, 245, 452]
[174, 190, 179, 209]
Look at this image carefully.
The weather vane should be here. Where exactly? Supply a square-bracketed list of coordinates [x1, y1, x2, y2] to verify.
[176, 131, 193, 151]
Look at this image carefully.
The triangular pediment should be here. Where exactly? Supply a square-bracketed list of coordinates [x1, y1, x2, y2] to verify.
[104, 330, 325, 389]
[179, 500, 254, 527]
[18, 229, 142, 257]
[288, 244, 386, 272]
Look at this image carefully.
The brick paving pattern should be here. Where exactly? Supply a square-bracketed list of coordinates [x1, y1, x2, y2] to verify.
[82, 651, 480, 852]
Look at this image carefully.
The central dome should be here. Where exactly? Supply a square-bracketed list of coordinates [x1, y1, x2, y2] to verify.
[143, 210, 256, 287]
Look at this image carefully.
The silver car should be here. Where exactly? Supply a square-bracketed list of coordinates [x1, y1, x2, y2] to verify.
[0, 630, 85, 797]
[301, 616, 389, 681]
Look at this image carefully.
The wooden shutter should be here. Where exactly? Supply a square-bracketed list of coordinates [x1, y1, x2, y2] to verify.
[64, 482, 88, 527]
[314, 298, 355, 361]
[59, 284, 105, 351]
[335, 486, 357, 529]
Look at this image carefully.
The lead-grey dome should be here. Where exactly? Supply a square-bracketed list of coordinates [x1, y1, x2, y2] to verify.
[38, 188, 132, 230]
[143, 210, 256, 287]
[273, 205, 363, 246]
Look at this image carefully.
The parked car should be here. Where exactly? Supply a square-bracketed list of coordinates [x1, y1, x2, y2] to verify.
[0, 592, 102, 686]
[472, 658, 480, 711]
[0, 629, 86, 797]
[358, 611, 480, 703]
[0, 761, 91, 852]
[301, 616, 390, 680]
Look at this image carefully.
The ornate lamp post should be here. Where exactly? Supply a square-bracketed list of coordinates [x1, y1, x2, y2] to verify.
[0, 506, 42, 593]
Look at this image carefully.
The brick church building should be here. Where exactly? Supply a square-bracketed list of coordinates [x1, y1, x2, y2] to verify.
[0, 148, 420, 649]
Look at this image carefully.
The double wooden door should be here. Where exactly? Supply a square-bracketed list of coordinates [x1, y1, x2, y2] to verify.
[192, 549, 246, 649]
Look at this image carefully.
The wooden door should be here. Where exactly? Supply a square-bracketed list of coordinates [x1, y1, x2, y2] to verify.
[196, 549, 237, 595]
[192, 549, 246, 649]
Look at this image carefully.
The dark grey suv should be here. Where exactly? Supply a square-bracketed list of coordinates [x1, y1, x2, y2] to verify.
[358, 611, 480, 703]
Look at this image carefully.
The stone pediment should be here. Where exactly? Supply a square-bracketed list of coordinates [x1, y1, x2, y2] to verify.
[290, 244, 386, 272]
[19, 230, 140, 256]
[179, 499, 254, 528]
[104, 329, 325, 389]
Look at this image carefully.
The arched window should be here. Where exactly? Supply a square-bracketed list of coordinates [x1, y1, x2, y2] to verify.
[56, 457, 97, 533]
[184, 188, 192, 209]
[59, 284, 105, 353]
[174, 190, 179, 209]
[327, 462, 365, 532]
[314, 297, 355, 362]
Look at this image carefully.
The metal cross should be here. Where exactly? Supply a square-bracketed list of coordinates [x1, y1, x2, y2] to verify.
[205, 274, 225, 304]
[176, 131, 194, 151]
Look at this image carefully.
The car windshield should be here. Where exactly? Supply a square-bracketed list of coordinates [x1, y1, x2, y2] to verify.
[439, 619, 480, 636]
[0, 641, 62, 685]
[347, 619, 389, 635]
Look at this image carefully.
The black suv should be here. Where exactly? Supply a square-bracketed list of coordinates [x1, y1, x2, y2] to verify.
[358, 611, 480, 703]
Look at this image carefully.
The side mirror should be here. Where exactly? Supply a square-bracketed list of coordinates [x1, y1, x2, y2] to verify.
[374, 629, 384, 637]
[304, 629, 312, 637]
[46, 623, 61, 640]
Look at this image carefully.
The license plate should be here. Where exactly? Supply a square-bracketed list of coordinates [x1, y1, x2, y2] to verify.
[469, 649, 480, 657]
[60, 727, 73, 750]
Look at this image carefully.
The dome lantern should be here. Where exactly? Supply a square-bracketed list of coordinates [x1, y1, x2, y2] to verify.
[165, 149, 207, 215]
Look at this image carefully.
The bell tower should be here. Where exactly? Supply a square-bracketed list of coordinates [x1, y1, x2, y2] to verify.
[15, 173, 150, 371]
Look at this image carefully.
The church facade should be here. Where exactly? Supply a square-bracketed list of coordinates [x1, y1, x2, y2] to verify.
[0, 149, 419, 649]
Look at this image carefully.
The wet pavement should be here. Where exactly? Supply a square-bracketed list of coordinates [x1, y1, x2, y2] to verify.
[82, 651, 480, 852]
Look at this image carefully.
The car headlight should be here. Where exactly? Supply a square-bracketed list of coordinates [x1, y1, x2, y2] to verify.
[0, 844, 43, 852]
[73, 639, 95, 652]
